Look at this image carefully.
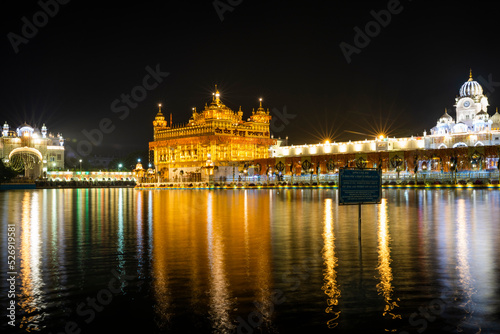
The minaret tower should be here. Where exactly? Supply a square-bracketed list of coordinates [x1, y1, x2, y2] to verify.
[153, 103, 168, 140]
[2, 122, 9, 137]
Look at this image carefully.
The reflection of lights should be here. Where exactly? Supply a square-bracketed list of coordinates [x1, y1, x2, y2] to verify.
[136, 191, 144, 276]
[243, 191, 250, 276]
[152, 192, 172, 329]
[117, 189, 125, 271]
[206, 192, 234, 332]
[376, 198, 401, 322]
[456, 199, 476, 331]
[19, 192, 45, 331]
[321, 198, 341, 328]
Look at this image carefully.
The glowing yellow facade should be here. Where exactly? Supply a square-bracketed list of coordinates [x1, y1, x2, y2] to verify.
[149, 87, 276, 181]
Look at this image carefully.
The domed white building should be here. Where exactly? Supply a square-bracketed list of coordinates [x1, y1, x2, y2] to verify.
[491, 109, 500, 130]
[430, 70, 498, 141]
[1, 121, 65, 179]
[455, 70, 489, 127]
[270, 70, 500, 170]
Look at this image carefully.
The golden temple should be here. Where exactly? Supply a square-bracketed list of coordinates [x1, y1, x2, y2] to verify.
[149, 86, 276, 181]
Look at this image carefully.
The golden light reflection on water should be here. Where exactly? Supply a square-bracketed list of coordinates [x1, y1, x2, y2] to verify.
[321, 198, 341, 328]
[150, 190, 273, 332]
[246, 191, 272, 329]
[206, 192, 234, 333]
[19, 191, 45, 331]
[376, 198, 401, 325]
[152, 192, 174, 329]
[4, 188, 498, 333]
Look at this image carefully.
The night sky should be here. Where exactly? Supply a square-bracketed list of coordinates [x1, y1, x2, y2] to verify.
[2, 0, 500, 159]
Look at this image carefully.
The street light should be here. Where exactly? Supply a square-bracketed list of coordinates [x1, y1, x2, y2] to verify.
[118, 163, 123, 171]
[79, 159, 82, 172]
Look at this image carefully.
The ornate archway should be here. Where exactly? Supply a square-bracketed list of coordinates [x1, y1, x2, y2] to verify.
[8, 147, 43, 179]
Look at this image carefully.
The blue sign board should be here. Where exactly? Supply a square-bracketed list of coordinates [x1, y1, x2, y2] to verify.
[338, 168, 382, 205]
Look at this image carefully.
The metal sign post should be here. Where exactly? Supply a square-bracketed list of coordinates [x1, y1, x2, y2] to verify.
[338, 168, 382, 242]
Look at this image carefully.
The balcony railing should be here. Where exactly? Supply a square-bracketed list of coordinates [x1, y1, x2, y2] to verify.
[209, 170, 500, 185]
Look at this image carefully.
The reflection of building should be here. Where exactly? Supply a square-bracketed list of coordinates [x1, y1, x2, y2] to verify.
[149, 87, 276, 182]
[45, 170, 135, 181]
[1, 122, 64, 178]
[151, 191, 272, 331]
[263, 71, 500, 174]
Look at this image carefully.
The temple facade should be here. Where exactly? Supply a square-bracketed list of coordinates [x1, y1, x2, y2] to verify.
[1, 122, 65, 179]
[149, 87, 276, 182]
[259, 71, 500, 176]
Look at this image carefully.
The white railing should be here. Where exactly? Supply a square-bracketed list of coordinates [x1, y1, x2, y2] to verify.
[145, 170, 500, 186]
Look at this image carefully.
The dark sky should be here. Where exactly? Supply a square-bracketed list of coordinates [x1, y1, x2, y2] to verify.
[2, 0, 500, 158]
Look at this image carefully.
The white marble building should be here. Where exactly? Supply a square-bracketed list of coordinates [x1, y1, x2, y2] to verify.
[271, 71, 500, 158]
[1, 122, 65, 178]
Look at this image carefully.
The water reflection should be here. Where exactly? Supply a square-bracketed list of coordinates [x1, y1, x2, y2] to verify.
[376, 198, 401, 324]
[152, 192, 173, 329]
[455, 199, 479, 332]
[117, 189, 125, 273]
[321, 198, 341, 328]
[206, 192, 234, 333]
[248, 191, 273, 330]
[19, 191, 45, 331]
[1, 188, 500, 333]
[136, 190, 144, 278]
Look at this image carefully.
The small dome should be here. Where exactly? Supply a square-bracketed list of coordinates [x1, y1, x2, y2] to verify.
[16, 123, 34, 136]
[475, 110, 489, 122]
[439, 109, 453, 121]
[459, 71, 483, 97]
[491, 109, 500, 121]
[491, 109, 500, 129]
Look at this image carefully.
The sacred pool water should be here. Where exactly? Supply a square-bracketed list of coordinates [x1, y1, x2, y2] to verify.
[1, 188, 499, 333]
